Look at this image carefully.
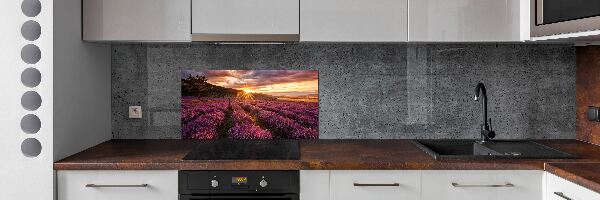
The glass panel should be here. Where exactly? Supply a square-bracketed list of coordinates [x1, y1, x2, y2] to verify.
[543, 0, 600, 24]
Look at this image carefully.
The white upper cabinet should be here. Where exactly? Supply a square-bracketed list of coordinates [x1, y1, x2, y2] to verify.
[300, 0, 408, 42]
[80, 0, 535, 42]
[83, 0, 191, 42]
[191, 0, 300, 41]
[409, 0, 530, 42]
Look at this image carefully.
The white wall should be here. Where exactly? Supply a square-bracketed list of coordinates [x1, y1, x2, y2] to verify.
[0, 0, 54, 199]
[1, 0, 110, 198]
[53, 0, 112, 161]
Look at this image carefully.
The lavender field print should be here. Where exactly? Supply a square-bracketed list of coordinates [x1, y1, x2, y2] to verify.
[181, 70, 319, 140]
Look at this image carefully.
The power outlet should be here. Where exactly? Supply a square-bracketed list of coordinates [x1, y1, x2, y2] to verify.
[129, 106, 142, 119]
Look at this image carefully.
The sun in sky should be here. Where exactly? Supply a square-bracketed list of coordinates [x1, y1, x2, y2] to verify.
[237, 87, 255, 100]
[183, 70, 318, 98]
[242, 87, 254, 94]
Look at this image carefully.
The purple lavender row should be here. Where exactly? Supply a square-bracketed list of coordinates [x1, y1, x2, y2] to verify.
[181, 110, 225, 140]
[182, 107, 221, 124]
[242, 103, 318, 139]
[256, 104, 318, 130]
[228, 123, 273, 139]
[253, 101, 318, 121]
[253, 101, 318, 124]
[181, 100, 230, 124]
[228, 103, 272, 139]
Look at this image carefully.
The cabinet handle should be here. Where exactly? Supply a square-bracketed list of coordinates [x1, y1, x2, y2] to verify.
[451, 182, 514, 187]
[85, 184, 149, 188]
[353, 183, 400, 187]
[553, 192, 573, 200]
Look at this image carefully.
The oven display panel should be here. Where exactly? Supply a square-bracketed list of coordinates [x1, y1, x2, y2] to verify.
[232, 177, 248, 185]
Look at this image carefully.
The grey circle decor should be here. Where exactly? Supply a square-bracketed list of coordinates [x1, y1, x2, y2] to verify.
[21, 0, 44, 159]
[21, 20, 41, 41]
[21, 44, 41, 64]
[21, 91, 42, 111]
[21, 138, 42, 157]
[21, 0, 41, 17]
[21, 68, 41, 87]
[20, 114, 41, 134]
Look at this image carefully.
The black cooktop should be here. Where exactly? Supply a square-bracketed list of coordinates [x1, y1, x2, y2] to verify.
[182, 140, 300, 160]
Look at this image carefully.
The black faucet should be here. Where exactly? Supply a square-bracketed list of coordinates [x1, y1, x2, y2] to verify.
[474, 83, 495, 142]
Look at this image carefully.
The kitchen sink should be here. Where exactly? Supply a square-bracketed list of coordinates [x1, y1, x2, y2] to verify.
[412, 140, 577, 160]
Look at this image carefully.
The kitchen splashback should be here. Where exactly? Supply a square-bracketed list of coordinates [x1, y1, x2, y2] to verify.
[181, 69, 319, 140]
[112, 43, 576, 139]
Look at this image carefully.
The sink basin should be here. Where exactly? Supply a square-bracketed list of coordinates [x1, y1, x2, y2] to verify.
[412, 140, 577, 160]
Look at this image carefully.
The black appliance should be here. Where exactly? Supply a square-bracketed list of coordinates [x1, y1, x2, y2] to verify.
[183, 140, 300, 160]
[179, 171, 299, 200]
[533, 0, 600, 37]
[536, 0, 600, 25]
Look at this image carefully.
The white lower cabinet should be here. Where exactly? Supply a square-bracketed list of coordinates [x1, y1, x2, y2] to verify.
[56, 170, 600, 200]
[545, 172, 600, 200]
[421, 170, 543, 200]
[301, 170, 331, 200]
[300, 170, 545, 200]
[57, 170, 178, 200]
[330, 170, 421, 200]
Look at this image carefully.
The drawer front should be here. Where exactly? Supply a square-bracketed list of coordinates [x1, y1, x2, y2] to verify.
[57, 170, 178, 200]
[422, 170, 543, 200]
[546, 172, 600, 200]
[300, 170, 330, 200]
[330, 170, 420, 200]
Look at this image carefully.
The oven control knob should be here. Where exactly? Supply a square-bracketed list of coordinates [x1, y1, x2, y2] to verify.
[211, 180, 219, 188]
[259, 179, 268, 188]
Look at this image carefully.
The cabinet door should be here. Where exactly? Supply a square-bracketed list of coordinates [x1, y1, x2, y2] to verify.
[409, 0, 529, 42]
[301, 0, 408, 42]
[330, 170, 420, 200]
[300, 170, 330, 200]
[82, 0, 191, 41]
[545, 172, 600, 200]
[421, 170, 542, 200]
[57, 170, 178, 200]
[191, 0, 299, 36]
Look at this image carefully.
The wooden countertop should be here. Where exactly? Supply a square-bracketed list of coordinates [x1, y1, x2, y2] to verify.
[54, 139, 600, 193]
[54, 139, 600, 170]
[545, 162, 600, 194]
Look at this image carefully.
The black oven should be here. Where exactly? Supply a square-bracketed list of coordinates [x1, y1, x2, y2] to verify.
[533, 0, 600, 37]
[179, 171, 299, 200]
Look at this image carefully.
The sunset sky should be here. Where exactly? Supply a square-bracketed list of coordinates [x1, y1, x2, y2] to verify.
[182, 70, 318, 97]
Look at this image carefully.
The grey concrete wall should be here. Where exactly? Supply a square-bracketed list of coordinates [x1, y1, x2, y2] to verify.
[112, 43, 576, 139]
